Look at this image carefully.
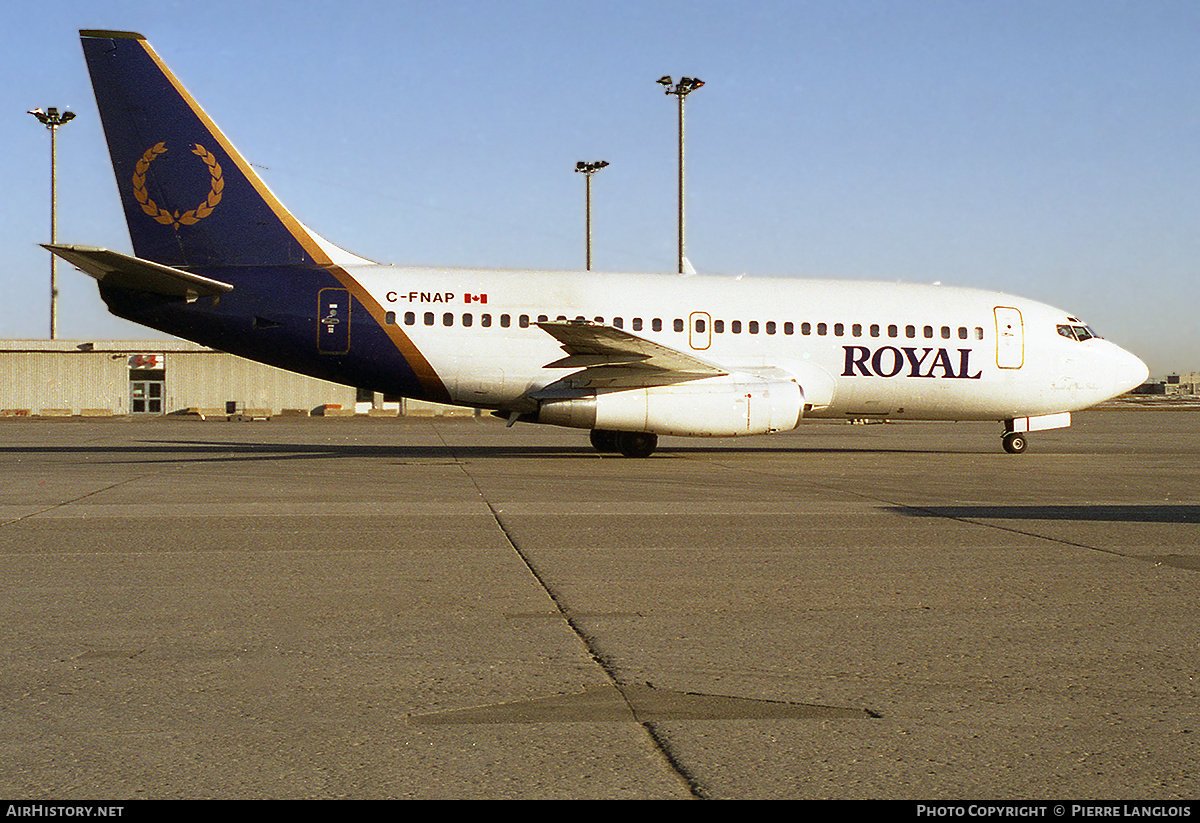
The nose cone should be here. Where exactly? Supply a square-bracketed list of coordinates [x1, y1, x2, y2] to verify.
[1109, 344, 1149, 397]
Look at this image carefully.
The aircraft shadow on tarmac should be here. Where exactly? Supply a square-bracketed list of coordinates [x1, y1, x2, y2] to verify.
[889, 504, 1200, 524]
[2, 440, 596, 463]
[0, 439, 988, 464]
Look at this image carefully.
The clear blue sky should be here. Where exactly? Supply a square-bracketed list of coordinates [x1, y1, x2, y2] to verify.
[4, 0, 1197, 376]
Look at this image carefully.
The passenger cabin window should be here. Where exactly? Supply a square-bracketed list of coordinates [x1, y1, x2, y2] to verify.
[674, 318, 684, 333]
[731, 320, 742, 334]
[404, 311, 415, 325]
[652, 318, 663, 332]
[714, 319, 725, 333]
[633, 318, 643, 331]
[385, 311, 396, 325]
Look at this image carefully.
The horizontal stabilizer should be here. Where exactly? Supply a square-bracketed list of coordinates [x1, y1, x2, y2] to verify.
[42, 244, 234, 299]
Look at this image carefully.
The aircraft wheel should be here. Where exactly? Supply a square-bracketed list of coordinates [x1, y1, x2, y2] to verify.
[1002, 432, 1028, 454]
[616, 431, 658, 458]
[589, 429, 620, 453]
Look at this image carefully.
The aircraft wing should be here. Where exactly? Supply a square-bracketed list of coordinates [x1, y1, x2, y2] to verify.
[536, 320, 728, 390]
[43, 244, 234, 299]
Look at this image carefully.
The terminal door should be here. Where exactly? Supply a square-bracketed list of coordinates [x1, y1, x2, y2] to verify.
[129, 354, 165, 414]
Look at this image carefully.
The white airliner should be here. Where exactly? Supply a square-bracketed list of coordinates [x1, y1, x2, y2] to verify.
[48, 30, 1148, 456]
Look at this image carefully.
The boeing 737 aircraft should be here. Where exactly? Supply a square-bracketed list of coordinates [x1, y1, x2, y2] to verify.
[47, 30, 1148, 456]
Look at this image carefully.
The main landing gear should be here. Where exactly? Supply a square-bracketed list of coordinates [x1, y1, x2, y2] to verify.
[590, 429, 658, 458]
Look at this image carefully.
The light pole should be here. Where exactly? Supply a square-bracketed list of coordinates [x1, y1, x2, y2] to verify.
[656, 76, 703, 275]
[575, 160, 609, 271]
[28, 106, 76, 339]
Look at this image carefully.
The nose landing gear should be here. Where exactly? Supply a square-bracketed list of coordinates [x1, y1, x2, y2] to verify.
[1002, 430, 1028, 454]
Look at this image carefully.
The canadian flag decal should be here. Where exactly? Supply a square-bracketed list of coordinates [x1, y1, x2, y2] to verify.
[464, 293, 488, 304]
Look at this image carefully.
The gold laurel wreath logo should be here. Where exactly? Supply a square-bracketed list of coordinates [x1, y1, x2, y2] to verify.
[132, 142, 224, 228]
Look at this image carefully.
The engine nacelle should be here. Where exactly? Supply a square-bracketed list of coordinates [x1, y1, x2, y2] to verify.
[536, 378, 804, 437]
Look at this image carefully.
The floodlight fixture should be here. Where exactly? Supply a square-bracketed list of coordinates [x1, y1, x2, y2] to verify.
[29, 106, 76, 128]
[575, 160, 609, 175]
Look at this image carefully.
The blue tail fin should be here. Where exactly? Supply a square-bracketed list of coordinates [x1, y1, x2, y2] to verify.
[81, 30, 358, 269]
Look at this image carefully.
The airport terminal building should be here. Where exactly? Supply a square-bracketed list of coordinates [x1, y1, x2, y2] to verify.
[0, 339, 464, 418]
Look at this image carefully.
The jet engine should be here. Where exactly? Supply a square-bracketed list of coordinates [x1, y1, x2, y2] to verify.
[535, 378, 804, 437]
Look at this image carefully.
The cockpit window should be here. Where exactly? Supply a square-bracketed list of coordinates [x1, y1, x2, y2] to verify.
[1058, 323, 1100, 342]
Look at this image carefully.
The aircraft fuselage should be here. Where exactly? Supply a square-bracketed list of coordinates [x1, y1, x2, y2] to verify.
[102, 263, 1147, 426]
